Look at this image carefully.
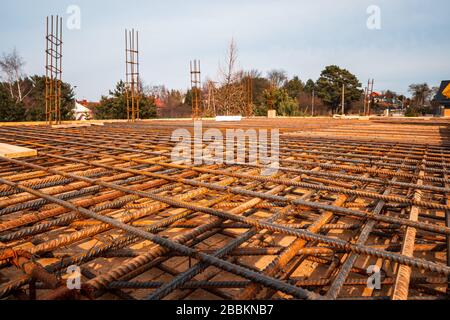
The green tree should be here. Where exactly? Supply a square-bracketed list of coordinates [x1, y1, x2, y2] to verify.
[251, 77, 271, 105]
[304, 79, 316, 94]
[0, 75, 75, 122]
[24, 75, 75, 121]
[263, 88, 299, 116]
[140, 96, 157, 119]
[94, 80, 156, 120]
[253, 103, 268, 117]
[241, 73, 270, 116]
[184, 88, 194, 109]
[284, 76, 304, 99]
[94, 80, 127, 119]
[0, 49, 75, 122]
[315, 65, 363, 113]
[0, 84, 25, 121]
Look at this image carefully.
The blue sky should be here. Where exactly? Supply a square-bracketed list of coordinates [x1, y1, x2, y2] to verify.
[0, 0, 449, 100]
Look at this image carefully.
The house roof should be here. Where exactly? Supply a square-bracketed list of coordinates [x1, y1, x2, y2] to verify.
[74, 102, 92, 113]
[433, 81, 450, 107]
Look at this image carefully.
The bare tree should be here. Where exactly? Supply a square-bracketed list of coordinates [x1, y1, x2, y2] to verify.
[219, 38, 241, 85]
[267, 69, 288, 88]
[215, 39, 247, 116]
[408, 83, 432, 107]
[0, 48, 28, 102]
[143, 84, 167, 100]
[247, 69, 262, 79]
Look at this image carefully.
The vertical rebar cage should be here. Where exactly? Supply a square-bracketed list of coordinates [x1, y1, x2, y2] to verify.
[190, 60, 202, 119]
[364, 79, 375, 116]
[125, 29, 140, 122]
[45, 15, 63, 125]
[246, 75, 253, 117]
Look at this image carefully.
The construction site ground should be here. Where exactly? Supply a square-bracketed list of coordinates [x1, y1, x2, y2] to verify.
[0, 117, 449, 300]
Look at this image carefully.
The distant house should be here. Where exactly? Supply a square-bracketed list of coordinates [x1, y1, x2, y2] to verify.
[155, 98, 164, 108]
[370, 92, 404, 115]
[74, 100, 95, 120]
[370, 92, 382, 98]
[433, 81, 450, 117]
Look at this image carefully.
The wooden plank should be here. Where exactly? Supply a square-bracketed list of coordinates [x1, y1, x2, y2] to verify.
[51, 123, 91, 129]
[0, 143, 37, 159]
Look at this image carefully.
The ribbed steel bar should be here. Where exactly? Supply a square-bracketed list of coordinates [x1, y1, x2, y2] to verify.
[326, 177, 396, 299]
[0, 119, 448, 300]
[16, 135, 450, 194]
[3, 126, 449, 168]
[3, 126, 450, 176]
[0, 158, 449, 276]
[0, 176, 322, 300]
[2, 154, 449, 237]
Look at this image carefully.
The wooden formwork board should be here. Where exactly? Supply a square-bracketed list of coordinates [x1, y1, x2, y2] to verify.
[51, 123, 92, 129]
[0, 143, 37, 158]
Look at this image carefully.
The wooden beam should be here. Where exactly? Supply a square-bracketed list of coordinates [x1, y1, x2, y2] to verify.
[51, 123, 92, 129]
[0, 143, 37, 159]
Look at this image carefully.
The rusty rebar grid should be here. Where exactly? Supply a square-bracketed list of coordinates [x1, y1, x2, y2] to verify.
[0, 118, 449, 301]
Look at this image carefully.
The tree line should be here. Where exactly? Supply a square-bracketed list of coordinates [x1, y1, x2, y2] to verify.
[0, 49, 75, 122]
[0, 45, 442, 122]
[160, 40, 366, 118]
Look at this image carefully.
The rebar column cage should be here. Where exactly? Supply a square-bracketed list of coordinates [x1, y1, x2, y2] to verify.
[364, 79, 374, 116]
[125, 29, 140, 122]
[45, 15, 63, 125]
[190, 60, 202, 120]
[206, 80, 217, 117]
[246, 75, 253, 117]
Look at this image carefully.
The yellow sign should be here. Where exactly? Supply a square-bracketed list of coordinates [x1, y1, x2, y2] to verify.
[443, 83, 450, 98]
